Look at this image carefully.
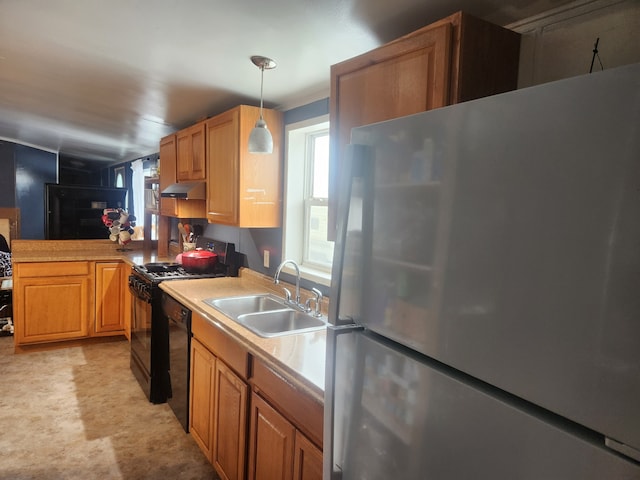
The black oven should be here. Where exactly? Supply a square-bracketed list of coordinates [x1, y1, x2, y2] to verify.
[128, 239, 237, 406]
[129, 271, 168, 403]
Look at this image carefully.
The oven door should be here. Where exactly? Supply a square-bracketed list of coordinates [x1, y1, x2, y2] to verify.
[129, 276, 154, 398]
[131, 289, 152, 369]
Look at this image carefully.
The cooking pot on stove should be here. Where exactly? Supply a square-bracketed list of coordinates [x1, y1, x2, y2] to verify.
[180, 249, 218, 273]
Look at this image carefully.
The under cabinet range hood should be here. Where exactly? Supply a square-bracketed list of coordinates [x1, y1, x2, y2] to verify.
[160, 182, 205, 200]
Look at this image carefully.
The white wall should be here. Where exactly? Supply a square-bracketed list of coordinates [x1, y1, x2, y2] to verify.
[507, 0, 640, 88]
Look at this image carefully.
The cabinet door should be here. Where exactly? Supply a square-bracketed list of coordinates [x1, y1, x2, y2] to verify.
[248, 391, 295, 480]
[177, 122, 206, 181]
[190, 338, 216, 460]
[95, 262, 125, 334]
[213, 360, 248, 480]
[206, 105, 283, 228]
[120, 261, 132, 340]
[328, 23, 452, 239]
[159, 134, 178, 217]
[13, 262, 91, 345]
[236, 105, 283, 227]
[293, 431, 323, 480]
[206, 108, 239, 225]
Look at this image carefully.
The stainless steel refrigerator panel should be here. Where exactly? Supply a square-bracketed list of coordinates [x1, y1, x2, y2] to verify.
[328, 331, 640, 480]
[348, 63, 640, 454]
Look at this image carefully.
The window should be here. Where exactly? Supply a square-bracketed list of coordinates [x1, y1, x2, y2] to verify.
[114, 167, 125, 188]
[283, 115, 333, 285]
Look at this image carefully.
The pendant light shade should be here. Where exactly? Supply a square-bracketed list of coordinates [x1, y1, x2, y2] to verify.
[248, 55, 276, 154]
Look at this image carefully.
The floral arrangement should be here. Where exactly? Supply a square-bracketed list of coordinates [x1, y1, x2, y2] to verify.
[101, 208, 136, 248]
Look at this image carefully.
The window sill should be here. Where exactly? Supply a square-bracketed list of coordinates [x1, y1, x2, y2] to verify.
[300, 265, 331, 287]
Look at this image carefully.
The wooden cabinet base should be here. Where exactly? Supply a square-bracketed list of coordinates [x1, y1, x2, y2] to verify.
[248, 391, 323, 480]
[190, 334, 249, 480]
[212, 360, 248, 480]
[294, 430, 323, 480]
[13, 259, 130, 346]
[13, 261, 92, 345]
[95, 262, 127, 335]
[248, 391, 296, 480]
[14, 335, 127, 354]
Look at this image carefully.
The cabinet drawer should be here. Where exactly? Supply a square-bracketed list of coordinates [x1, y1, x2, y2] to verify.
[192, 312, 250, 379]
[16, 261, 91, 277]
[251, 358, 323, 448]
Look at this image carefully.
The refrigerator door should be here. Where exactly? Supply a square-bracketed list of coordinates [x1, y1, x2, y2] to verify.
[327, 330, 640, 479]
[346, 63, 640, 456]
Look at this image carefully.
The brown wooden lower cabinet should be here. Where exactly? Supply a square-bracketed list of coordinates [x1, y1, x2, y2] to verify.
[14, 259, 130, 346]
[248, 391, 323, 480]
[13, 261, 92, 345]
[189, 312, 323, 480]
[94, 262, 127, 335]
[190, 338, 216, 456]
[248, 391, 295, 480]
[190, 337, 248, 480]
[213, 359, 248, 480]
[293, 430, 323, 480]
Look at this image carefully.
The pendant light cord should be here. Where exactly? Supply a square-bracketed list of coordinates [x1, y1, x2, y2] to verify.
[259, 65, 265, 120]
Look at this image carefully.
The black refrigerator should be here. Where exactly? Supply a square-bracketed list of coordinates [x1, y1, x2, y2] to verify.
[45, 184, 127, 240]
[325, 62, 640, 479]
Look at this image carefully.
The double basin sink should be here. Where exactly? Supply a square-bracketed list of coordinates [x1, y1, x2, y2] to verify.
[203, 294, 327, 338]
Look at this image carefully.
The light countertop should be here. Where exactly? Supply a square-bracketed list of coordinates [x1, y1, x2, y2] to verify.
[11, 239, 165, 265]
[159, 271, 326, 404]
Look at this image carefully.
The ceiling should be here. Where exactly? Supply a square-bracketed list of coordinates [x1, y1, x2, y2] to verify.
[0, 0, 573, 164]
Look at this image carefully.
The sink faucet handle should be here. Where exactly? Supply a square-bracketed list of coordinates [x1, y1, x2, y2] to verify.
[282, 287, 292, 303]
[311, 288, 323, 317]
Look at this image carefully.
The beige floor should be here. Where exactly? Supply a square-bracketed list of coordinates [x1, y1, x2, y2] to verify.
[0, 336, 219, 480]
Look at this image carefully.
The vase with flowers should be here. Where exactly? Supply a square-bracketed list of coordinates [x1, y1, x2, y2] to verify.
[101, 208, 136, 251]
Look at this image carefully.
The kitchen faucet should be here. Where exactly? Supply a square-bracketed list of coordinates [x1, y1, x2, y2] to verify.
[274, 260, 324, 317]
[274, 259, 302, 309]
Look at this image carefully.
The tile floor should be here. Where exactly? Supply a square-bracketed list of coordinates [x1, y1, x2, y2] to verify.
[0, 336, 219, 479]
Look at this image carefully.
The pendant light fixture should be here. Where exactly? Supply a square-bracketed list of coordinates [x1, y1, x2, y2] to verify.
[248, 55, 277, 154]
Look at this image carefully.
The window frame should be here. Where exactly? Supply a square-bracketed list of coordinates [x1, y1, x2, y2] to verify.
[282, 115, 332, 286]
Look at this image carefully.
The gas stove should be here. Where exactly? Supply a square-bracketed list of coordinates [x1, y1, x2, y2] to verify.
[131, 239, 238, 284]
[132, 262, 226, 282]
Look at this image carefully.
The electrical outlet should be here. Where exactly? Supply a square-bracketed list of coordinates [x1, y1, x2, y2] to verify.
[263, 249, 270, 268]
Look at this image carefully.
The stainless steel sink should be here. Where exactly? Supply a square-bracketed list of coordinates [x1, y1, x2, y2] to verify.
[236, 310, 326, 338]
[204, 294, 286, 319]
[203, 294, 327, 337]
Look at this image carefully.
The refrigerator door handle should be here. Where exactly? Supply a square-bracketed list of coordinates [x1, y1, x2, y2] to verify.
[324, 323, 364, 480]
[605, 437, 640, 462]
[329, 143, 370, 327]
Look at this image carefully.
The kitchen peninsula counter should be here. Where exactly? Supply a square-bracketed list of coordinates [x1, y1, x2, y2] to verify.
[11, 239, 166, 265]
[159, 268, 326, 404]
[10, 239, 166, 349]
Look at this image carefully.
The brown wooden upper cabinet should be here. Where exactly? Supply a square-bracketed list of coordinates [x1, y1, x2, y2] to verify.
[177, 120, 206, 181]
[205, 105, 283, 227]
[159, 133, 178, 217]
[328, 10, 521, 238]
[158, 132, 206, 219]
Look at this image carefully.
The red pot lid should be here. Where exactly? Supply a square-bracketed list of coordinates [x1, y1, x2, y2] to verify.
[182, 250, 217, 259]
